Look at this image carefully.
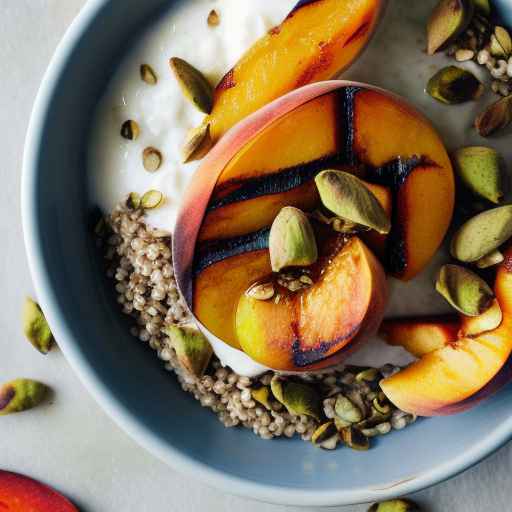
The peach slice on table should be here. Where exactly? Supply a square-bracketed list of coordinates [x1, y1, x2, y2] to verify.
[0, 470, 78, 512]
[206, 0, 385, 144]
[381, 247, 512, 416]
[173, 81, 454, 371]
[380, 315, 460, 357]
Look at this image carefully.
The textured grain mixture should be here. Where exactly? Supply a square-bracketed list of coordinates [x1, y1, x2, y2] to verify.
[97, 202, 416, 449]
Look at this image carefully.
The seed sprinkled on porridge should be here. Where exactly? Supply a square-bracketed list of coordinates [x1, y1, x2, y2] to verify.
[207, 9, 220, 27]
[98, 202, 416, 446]
[140, 63, 158, 85]
[142, 147, 163, 172]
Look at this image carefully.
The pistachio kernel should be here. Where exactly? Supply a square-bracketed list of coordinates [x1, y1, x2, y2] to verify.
[22, 298, 54, 354]
[334, 394, 363, 424]
[492, 27, 512, 57]
[142, 147, 163, 172]
[269, 207, 318, 273]
[315, 170, 391, 234]
[476, 249, 505, 269]
[141, 190, 164, 210]
[455, 49, 475, 62]
[270, 376, 321, 421]
[355, 368, 379, 382]
[452, 146, 503, 204]
[163, 323, 213, 378]
[140, 64, 158, 85]
[170, 57, 213, 114]
[245, 282, 275, 301]
[436, 264, 494, 317]
[372, 396, 392, 415]
[120, 120, 140, 140]
[368, 499, 421, 512]
[475, 95, 512, 137]
[311, 422, 339, 450]
[251, 386, 272, 410]
[450, 205, 512, 262]
[426, 0, 474, 55]
[181, 122, 213, 163]
[207, 9, 220, 27]
[340, 426, 370, 451]
[427, 66, 483, 104]
[126, 192, 141, 210]
[0, 379, 49, 415]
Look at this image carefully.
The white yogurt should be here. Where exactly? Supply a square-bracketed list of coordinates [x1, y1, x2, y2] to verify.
[88, 0, 296, 232]
[89, 0, 512, 376]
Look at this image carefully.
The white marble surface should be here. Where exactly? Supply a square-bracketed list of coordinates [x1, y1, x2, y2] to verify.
[1, 1, 512, 511]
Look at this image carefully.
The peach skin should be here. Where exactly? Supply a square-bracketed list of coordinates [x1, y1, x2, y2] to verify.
[381, 246, 512, 416]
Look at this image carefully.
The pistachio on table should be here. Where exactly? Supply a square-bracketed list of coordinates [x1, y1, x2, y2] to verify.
[181, 122, 213, 163]
[368, 499, 421, 512]
[427, 66, 483, 104]
[436, 264, 494, 317]
[22, 298, 54, 354]
[475, 95, 512, 137]
[163, 323, 213, 378]
[452, 146, 504, 204]
[426, 0, 474, 55]
[269, 206, 318, 273]
[450, 205, 512, 262]
[311, 422, 339, 450]
[476, 249, 504, 269]
[170, 57, 213, 114]
[270, 376, 321, 421]
[0, 379, 49, 416]
[315, 170, 391, 234]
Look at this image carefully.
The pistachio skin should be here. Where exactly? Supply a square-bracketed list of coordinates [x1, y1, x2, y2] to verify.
[270, 376, 321, 420]
[368, 499, 421, 512]
[181, 123, 213, 163]
[475, 95, 512, 137]
[0, 379, 48, 416]
[22, 298, 54, 354]
[427, 66, 483, 104]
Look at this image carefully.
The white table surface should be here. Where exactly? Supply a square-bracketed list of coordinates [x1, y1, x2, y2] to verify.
[1, 1, 512, 511]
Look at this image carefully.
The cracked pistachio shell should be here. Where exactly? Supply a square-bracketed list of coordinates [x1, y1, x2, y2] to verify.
[22, 298, 54, 354]
[251, 386, 272, 410]
[475, 95, 512, 137]
[436, 264, 494, 316]
[270, 377, 321, 420]
[269, 207, 318, 273]
[427, 66, 483, 104]
[453, 146, 504, 204]
[163, 324, 213, 377]
[335, 394, 363, 424]
[340, 426, 370, 451]
[315, 170, 391, 234]
[170, 57, 213, 114]
[0, 379, 48, 415]
[368, 499, 421, 512]
[181, 123, 213, 163]
[311, 422, 339, 448]
[476, 249, 505, 269]
[427, 0, 474, 55]
[451, 205, 512, 262]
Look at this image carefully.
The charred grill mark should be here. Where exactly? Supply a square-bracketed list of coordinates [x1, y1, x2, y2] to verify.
[207, 153, 343, 211]
[216, 68, 236, 92]
[286, 0, 323, 19]
[338, 86, 359, 165]
[195, 228, 270, 274]
[373, 155, 427, 188]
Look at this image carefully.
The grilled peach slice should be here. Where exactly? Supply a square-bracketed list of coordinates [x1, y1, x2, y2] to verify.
[381, 247, 512, 416]
[206, 0, 384, 143]
[380, 315, 459, 357]
[0, 471, 78, 512]
[234, 237, 387, 371]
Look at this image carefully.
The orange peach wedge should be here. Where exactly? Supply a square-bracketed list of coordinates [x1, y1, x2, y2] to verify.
[381, 247, 512, 416]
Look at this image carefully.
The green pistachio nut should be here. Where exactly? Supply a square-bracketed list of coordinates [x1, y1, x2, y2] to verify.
[427, 0, 474, 55]
[368, 499, 421, 512]
[335, 394, 363, 424]
[22, 298, 54, 354]
[450, 205, 512, 262]
[436, 264, 494, 317]
[270, 376, 321, 420]
[427, 66, 483, 104]
[475, 95, 512, 137]
[251, 386, 272, 410]
[181, 122, 213, 163]
[169, 57, 213, 114]
[269, 207, 318, 273]
[311, 422, 339, 450]
[453, 146, 504, 204]
[315, 170, 391, 234]
[0, 379, 49, 416]
[163, 324, 213, 378]
[340, 426, 370, 451]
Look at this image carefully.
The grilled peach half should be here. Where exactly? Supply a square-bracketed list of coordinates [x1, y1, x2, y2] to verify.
[206, 0, 385, 144]
[381, 247, 512, 416]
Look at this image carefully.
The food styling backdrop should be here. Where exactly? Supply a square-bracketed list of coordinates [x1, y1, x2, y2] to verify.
[2, 0, 512, 511]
